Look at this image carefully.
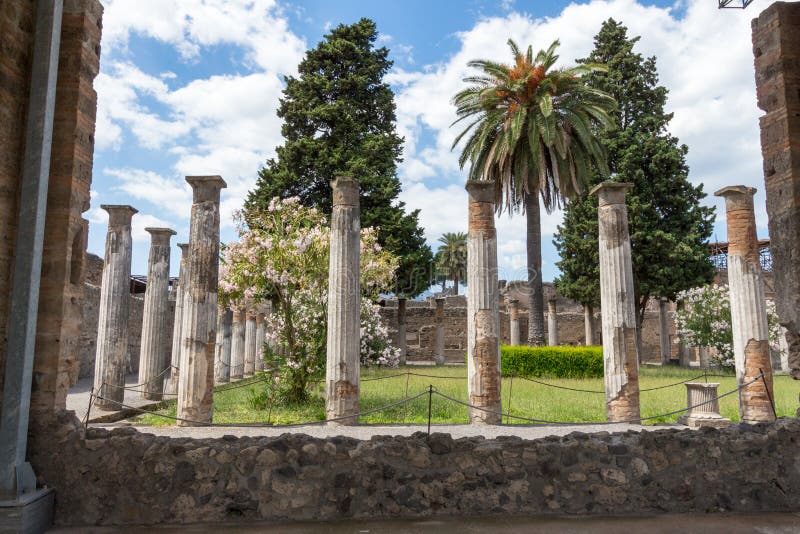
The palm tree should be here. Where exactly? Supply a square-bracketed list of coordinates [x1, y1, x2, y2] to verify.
[436, 232, 467, 295]
[452, 39, 616, 345]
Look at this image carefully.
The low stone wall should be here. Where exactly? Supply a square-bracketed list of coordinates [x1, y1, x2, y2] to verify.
[29, 412, 800, 526]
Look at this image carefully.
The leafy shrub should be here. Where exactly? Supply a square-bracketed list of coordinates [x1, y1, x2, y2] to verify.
[500, 345, 604, 378]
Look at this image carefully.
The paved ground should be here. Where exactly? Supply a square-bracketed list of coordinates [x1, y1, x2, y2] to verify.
[67, 374, 169, 423]
[99, 420, 672, 440]
[51, 512, 800, 533]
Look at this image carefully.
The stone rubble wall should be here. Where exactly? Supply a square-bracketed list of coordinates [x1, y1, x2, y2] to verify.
[29, 412, 800, 526]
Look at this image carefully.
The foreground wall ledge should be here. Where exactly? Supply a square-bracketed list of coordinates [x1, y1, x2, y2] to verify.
[28, 412, 800, 526]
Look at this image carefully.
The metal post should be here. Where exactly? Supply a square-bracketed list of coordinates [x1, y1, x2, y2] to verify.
[427, 385, 433, 436]
[0, 0, 63, 501]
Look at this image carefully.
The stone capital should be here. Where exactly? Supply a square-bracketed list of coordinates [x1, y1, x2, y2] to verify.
[178, 243, 190, 255]
[589, 182, 633, 206]
[145, 227, 177, 244]
[186, 175, 227, 202]
[507, 298, 519, 309]
[465, 180, 495, 203]
[331, 176, 359, 207]
[101, 204, 138, 226]
[714, 185, 756, 213]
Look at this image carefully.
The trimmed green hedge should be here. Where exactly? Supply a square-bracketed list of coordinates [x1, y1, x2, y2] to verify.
[500, 345, 603, 379]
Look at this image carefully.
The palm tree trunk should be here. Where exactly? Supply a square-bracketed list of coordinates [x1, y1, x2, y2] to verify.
[453, 274, 459, 295]
[525, 193, 546, 346]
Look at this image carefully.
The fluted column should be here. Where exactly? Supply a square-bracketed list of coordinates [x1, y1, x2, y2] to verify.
[397, 298, 407, 366]
[244, 309, 257, 377]
[715, 185, 775, 423]
[325, 176, 361, 425]
[591, 182, 640, 423]
[508, 299, 520, 346]
[214, 307, 233, 384]
[677, 382, 731, 428]
[137, 227, 176, 400]
[177, 175, 226, 426]
[229, 307, 246, 380]
[93, 205, 137, 410]
[699, 346, 711, 369]
[164, 243, 189, 395]
[547, 298, 559, 346]
[466, 180, 501, 424]
[659, 299, 671, 365]
[434, 297, 446, 365]
[677, 301, 691, 366]
[255, 311, 266, 371]
[584, 304, 595, 346]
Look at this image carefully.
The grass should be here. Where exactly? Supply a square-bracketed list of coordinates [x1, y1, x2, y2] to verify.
[131, 365, 800, 427]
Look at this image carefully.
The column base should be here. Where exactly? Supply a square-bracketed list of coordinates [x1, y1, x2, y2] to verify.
[0, 488, 54, 534]
[677, 414, 731, 428]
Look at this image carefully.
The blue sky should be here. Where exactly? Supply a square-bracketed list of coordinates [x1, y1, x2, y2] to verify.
[92, 0, 767, 285]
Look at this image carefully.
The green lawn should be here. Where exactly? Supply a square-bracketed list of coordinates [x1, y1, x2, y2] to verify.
[131, 366, 800, 427]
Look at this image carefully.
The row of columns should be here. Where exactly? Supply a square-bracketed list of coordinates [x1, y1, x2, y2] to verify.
[213, 306, 269, 384]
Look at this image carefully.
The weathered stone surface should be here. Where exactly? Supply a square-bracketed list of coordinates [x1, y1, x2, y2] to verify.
[27, 411, 800, 527]
[325, 177, 360, 425]
[397, 298, 407, 365]
[591, 183, 640, 423]
[658, 300, 671, 365]
[715, 186, 775, 424]
[434, 298, 445, 365]
[164, 243, 189, 396]
[753, 2, 800, 385]
[214, 308, 232, 384]
[177, 176, 226, 425]
[507, 299, 520, 346]
[677, 383, 731, 428]
[244, 310, 257, 377]
[138, 228, 175, 400]
[230, 308, 245, 380]
[584, 304, 596, 347]
[466, 181, 501, 424]
[547, 299, 559, 346]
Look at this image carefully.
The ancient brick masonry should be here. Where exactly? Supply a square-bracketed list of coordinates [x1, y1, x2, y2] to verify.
[753, 2, 800, 384]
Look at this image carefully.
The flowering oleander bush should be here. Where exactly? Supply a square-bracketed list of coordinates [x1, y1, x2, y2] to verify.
[675, 284, 784, 370]
[219, 198, 399, 402]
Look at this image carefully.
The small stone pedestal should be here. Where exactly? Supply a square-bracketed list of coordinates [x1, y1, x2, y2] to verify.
[677, 383, 731, 428]
[0, 488, 54, 533]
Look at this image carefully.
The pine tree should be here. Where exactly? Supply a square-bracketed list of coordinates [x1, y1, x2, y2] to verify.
[245, 19, 433, 297]
[554, 19, 715, 340]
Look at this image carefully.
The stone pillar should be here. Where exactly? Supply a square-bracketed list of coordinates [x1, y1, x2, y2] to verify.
[508, 299, 520, 346]
[584, 304, 595, 346]
[753, 4, 800, 385]
[244, 309, 256, 377]
[659, 299, 671, 365]
[699, 346, 711, 369]
[177, 175, 226, 426]
[434, 297, 446, 365]
[164, 243, 188, 395]
[677, 383, 731, 428]
[466, 180, 501, 424]
[137, 227, 176, 400]
[92, 205, 137, 410]
[715, 186, 775, 423]
[590, 182, 640, 423]
[676, 300, 691, 367]
[397, 298, 407, 366]
[255, 311, 265, 371]
[229, 307, 245, 380]
[547, 298, 559, 346]
[214, 307, 233, 384]
[325, 176, 361, 425]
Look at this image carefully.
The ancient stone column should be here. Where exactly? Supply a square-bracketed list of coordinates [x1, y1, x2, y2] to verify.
[137, 227, 176, 400]
[244, 309, 257, 377]
[590, 182, 640, 423]
[466, 180, 501, 424]
[397, 298, 407, 366]
[753, 4, 800, 386]
[214, 307, 233, 384]
[164, 243, 189, 395]
[715, 186, 775, 423]
[508, 299, 520, 346]
[584, 304, 596, 346]
[547, 298, 559, 346]
[434, 297, 446, 365]
[676, 300, 691, 367]
[177, 175, 226, 426]
[659, 299, 671, 365]
[229, 307, 246, 380]
[325, 176, 361, 425]
[92, 205, 137, 410]
[255, 311, 265, 371]
[698, 346, 711, 369]
[677, 383, 731, 428]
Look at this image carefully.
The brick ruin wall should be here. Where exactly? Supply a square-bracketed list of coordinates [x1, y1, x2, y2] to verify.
[28, 411, 800, 527]
[753, 2, 800, 378]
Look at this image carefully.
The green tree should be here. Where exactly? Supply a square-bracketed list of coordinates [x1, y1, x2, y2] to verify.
[245, 18, 432, 297]
[436, 232, 467, 295]
[553, 19, 716, 354]
[452, 39, 616, 345]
